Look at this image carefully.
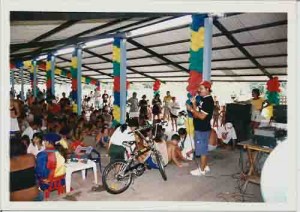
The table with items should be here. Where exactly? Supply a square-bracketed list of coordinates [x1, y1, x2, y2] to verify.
[65, 159, 98, 193]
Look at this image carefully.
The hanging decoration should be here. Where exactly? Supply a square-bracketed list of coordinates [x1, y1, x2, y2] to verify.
[266, 76, 281, 105]
[112, 38, 121, 127]
[46, 54, 52, 97]
[153, 80, 161, 96]
[186, 14, 207, 136]
[96, 81, 101, 91]
[70, 51, 78, 112]
[29, 61, 34, 90]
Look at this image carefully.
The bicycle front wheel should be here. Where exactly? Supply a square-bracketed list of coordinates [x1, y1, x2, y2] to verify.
[154, 152, 167, 181]
[102, 160, 133, 194]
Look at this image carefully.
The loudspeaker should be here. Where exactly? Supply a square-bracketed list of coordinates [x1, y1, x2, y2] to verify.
[225, 103, 252, 142]
[273, 105, 287, 123]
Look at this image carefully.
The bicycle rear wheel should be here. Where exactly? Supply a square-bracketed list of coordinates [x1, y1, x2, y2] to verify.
[102, 160, 133, 194]
[154, 152, 167, 181]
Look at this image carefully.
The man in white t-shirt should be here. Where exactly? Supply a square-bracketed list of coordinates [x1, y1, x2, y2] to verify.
[215, 122, 237, 147]
[22, 118, 42, 140]
[108, 121, 137, 162]
[169, 97, 180, 132]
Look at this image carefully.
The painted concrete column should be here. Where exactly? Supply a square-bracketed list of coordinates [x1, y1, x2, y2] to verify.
[203, 16, 213, 81]
[20, 67, 24, 101]
[50, 55, 56, 96]
[33, 60, 38, 97]
[77, 48, 83, 115]
[120, 38, 127, 124]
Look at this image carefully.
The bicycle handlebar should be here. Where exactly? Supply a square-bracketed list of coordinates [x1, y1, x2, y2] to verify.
[127, 121, 168, 134]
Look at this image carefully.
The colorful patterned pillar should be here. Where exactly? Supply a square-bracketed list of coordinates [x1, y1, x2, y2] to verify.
[46, 54, 53, 99]
[185, 14, 207, 136]
[71, 49, 82, 115]
[112, 38, 121, 127]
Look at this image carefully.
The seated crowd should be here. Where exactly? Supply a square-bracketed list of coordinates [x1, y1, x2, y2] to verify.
[10, 89, 237, 201]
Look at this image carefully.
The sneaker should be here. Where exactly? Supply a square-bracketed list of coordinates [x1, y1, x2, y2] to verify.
[190, 168, 206, 176]
[204, 166, 210, 173]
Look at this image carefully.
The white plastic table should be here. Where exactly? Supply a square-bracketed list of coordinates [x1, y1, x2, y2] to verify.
[65, 160, 98, 193]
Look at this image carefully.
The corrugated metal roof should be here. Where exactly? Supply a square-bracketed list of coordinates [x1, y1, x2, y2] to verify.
[10, 12, 287, 83]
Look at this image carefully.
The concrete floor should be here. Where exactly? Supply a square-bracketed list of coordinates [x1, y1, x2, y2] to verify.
[48, 147, 263, 202]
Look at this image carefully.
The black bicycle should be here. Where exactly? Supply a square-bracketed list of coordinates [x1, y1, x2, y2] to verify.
[102, 121, 168, 194]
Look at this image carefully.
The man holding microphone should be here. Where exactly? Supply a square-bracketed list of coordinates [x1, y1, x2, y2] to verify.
[186, 81, 214, 176]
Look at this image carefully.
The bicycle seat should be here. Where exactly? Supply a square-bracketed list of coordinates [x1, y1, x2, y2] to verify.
[122, 140, 136, 147]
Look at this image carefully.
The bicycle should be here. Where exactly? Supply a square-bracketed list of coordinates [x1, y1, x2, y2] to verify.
[102, 121, 168, 194]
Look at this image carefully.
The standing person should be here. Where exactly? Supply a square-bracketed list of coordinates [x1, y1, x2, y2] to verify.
[59, 92, 70, 113]
[10, 137, 43, 201]
[127, 92, 139, 124]
[249, 89, 269, 131]
[102, 105, 112, 127]
[138, 95, 148, 125]
[10, 92, 21, 137]
[212, 100, 220, 128]
[186, 81, 214, 176]
[163, 91, 172, 122]
[152, 94, 162, 123]
[239, 88, 270, 133]
[102, 90, 109, 107]
[169, 97, 180, 132]
[94, 89, 101, 110]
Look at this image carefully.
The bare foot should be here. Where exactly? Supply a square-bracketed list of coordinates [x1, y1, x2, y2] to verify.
[177, 163, 183, 168]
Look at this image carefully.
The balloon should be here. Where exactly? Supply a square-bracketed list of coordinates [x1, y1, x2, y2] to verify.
[46, 80, 51, 89]
[112, 46, 121, 63]
[113, 92, 120, 106]
[46, 61, 51, 71]
[190, 27, 205, 52]
[185, 117, 194, 136]
[153, 80, 161, 91]
[267, 77, 280, 92]
[71, 57, 77, 68]
[113, 38, 121, 48]
[39, 63, 46, 70]
[15, 60, 24, 68]
[71, 79, 77, 90]
[113, 76, 121, 92]
[113, 105, 121, 121]
[113, 62, 120, 76]
[112, 119, 120, 128]
[190, 14, 206, 31]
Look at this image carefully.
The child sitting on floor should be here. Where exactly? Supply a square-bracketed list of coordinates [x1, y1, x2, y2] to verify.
[166, 134, 187, 167]
[96, 124, 110, 150]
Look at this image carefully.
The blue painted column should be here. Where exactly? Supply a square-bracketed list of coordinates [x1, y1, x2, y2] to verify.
[11, 70, 15, 95]
[203, 16, 213, 81]
[77, 48, 83, 115]
[20, 67, 25, 101]
[33, 60, 38, 97]
[50, 55, 56, 96]
[120, 38, 127, 124]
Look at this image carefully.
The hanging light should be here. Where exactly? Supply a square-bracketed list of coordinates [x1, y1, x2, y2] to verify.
[82, 38, 114, 49]
[128, 15, 192, 37]
[54, 47, 75, 56]
[36, 55, 47, 61]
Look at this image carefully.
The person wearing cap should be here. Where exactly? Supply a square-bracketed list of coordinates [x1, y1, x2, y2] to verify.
[35, 133, 67, 191]
[186, 81, 214, 176]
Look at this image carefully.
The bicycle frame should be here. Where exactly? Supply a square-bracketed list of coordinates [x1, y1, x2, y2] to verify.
[120, 123, 163, 176]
